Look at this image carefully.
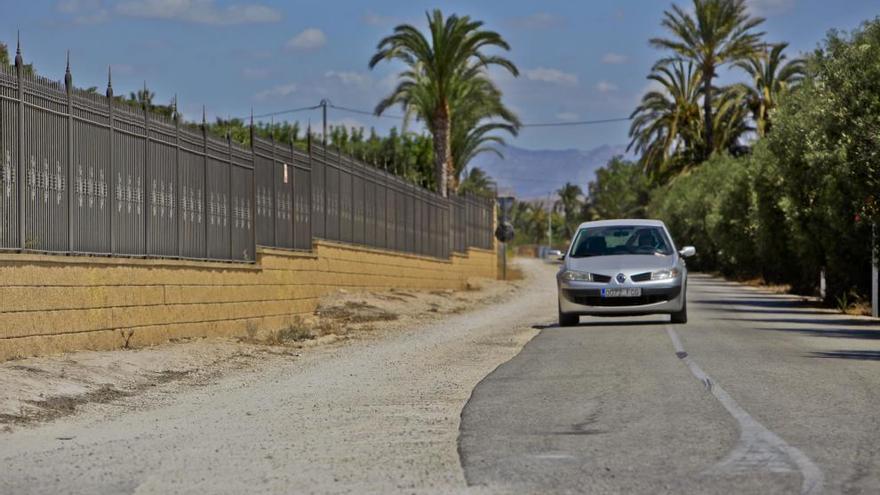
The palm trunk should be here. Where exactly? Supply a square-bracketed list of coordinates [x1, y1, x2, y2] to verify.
[432, 104, 450, 197]
[703, 66, 713, 158]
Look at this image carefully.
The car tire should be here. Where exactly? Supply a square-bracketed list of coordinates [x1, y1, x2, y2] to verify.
[670, 297, 687, 324]
[558, 307, 579, 327]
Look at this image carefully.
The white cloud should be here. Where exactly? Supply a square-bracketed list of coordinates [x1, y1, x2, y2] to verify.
[114, 0, 281, 25]
[596, 81, 619, 93]
[601, 52, 629, 65]
[508, 12, 563, 30]
[555, 112, 580, 121]
[362, 11, 399, 26]
[242, 67, 270, 80]
[56, 0, 109, 24]
[285, 28, 327, 51]
[747, 0, 796, 16]
[524, 67, 578, 86]
[324, 70, 369, 86]
[254, 82, 297, 101]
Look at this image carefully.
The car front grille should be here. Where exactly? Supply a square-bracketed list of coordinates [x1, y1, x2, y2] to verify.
[562, 287, 680, 307]
[591, 274, 612, 283]
[630, 272, 652, 282]
[567, 294, 670, 307]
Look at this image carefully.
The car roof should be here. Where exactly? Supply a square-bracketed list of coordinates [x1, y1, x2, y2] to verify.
[575, 219, 667, 230]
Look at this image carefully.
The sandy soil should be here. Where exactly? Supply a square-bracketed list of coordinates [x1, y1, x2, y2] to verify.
[0, 275, 521, 429]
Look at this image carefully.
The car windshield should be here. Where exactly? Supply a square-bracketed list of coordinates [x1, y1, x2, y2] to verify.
[569, 225, 674, 258]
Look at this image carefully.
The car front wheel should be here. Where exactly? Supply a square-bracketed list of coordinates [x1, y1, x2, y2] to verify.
[670, 297, 687, 324]
[558, 305, 579, 327]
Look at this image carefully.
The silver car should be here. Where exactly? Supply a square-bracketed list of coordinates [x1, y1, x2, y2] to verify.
[556, 219, 695, 326]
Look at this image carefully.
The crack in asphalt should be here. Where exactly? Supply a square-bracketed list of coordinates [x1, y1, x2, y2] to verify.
[665, 325, 825, 495]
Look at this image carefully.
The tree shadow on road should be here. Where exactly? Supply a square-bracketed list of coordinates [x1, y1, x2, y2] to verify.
[757, 326, 880, 340]
[725, 317, 880, 328]
[808, 350, 880, 361]
[693, 298, 814, 309]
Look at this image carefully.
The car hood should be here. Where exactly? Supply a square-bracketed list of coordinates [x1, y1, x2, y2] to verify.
[566, 254, 676, 275]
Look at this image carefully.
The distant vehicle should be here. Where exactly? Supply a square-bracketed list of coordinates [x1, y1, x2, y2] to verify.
[544, 249, 563, 260]
[556, 219, 695, 326]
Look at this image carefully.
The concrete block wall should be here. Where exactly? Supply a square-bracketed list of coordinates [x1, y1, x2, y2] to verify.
[0, 240, 497, 361]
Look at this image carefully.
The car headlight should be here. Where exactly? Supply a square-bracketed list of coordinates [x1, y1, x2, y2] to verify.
[561, 270, 593, 282]
[651, 268, 680, 280]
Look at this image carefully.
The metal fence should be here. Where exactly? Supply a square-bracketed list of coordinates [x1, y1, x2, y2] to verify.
[0, 56, 494, 262]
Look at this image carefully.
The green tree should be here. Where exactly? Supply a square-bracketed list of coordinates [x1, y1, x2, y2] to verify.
[458, 167, 495, 197]
[651, 0, 765, 156]
[369, 10, 519, 197]
[584, 157, 652, 220]
[554, 182, 583, 240]
[628, 61, 703, 180]
[734, 42, 805, 137]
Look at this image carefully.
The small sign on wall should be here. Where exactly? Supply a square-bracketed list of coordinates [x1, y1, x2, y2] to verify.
[283, 163, 289, 184]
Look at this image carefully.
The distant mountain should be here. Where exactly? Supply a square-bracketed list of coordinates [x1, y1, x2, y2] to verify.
[469, 143, 631, 200]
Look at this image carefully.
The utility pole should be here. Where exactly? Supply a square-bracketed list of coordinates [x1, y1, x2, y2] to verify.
[873, 223, 878, 318]
[320, 99, 329, 147]
[546, 193, 552, 250]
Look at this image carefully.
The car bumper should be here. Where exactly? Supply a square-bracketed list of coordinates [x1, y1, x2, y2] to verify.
[558, 280, 685, 315]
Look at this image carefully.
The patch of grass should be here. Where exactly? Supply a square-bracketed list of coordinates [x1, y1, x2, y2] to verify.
[320, 301, 398, 323]
[264, 322, 314, 346]
[0, 385, 131, 426]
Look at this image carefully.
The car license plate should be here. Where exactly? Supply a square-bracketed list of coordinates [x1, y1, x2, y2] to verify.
[602, 288, 642, 298]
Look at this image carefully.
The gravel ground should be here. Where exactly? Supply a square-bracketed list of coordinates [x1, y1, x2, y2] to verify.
[0, 259, 554, 494]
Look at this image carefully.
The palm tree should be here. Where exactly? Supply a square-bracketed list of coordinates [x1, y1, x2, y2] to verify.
[369, 10, 519, 197]
[628, 61, 703, 179]
[733, 42, 805, 137]
[450, 70, 520, 184]
[650, 0, 764, 157]
[458, 167, 494, 197]
[555, 183, 583, 239]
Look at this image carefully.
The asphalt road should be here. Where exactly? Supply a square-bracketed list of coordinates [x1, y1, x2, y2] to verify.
[2, 259, 880, 494]
[460, 270, 880, 494]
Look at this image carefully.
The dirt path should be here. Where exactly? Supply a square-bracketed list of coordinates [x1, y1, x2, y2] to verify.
[0, 259, 555, 494]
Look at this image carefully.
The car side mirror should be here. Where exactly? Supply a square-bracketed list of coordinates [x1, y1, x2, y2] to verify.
[679, 246, 696, 258]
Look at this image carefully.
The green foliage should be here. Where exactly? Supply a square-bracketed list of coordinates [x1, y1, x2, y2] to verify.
[458, 167, 494, 197]
[584, 157, 652, 221]
[555, 182, 583, 239]
[646, 17, 880, 301]
[648, 154, 755, 274]
[650, 0, 765, 156]
[369, 9, 519, 195]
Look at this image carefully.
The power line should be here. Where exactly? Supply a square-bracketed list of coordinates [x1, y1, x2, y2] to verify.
[237, 100, 631, 130]
[251, 104, 322, 120]
[329, 103, 405, 120]
[520, 117, 631, 128]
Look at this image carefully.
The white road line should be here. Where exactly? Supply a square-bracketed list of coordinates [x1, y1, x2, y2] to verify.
[665, 325, 825, 495]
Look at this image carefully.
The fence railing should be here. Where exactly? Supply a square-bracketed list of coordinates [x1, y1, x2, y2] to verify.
[0, 57, 494, 262]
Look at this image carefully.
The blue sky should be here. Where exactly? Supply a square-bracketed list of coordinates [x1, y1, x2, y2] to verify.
[3, 0, 878, 151]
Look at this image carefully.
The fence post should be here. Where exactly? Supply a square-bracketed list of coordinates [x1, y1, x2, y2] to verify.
[249, 111, 256, 260]
[338, 145, 343, 240]
[227, 131, 233, 259]
[106, 67, 115, 254]
[201, 106, 208, 259]
[15, 35, 25, 250]
[270, 132, 276, 246]
[174, 98, 182, 258]
[143, 83, 150, 256]
[65, 52, 73, 252]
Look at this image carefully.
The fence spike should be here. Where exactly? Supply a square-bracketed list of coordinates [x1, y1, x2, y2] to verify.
[105, 65, 113, 98]
[14, 30, 23, 67]
[64, 50, 72, 88]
